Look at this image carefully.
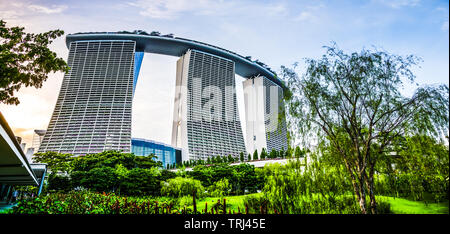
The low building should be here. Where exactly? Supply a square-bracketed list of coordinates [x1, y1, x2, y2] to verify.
[131, 138, 182, 168]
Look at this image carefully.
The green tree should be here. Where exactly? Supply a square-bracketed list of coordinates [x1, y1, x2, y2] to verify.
[269, 149, 278, 159]
[227, 155, 234, 163]
[33, 151, 73, 173]
[240, 152, 245, 162]
[208, 178, 231, 197]
[121, 167, 161, 196]
[0, 20, 68, 105]
[279, 148, 285, 159]
[233, 163, 259, 194]
[294, 146, 304, 159]
[260, 148, 267, 160]
[281, 43, 449, 214]
[252, 149, 258, 161]
[160, 177, 205, 198]
[387, 135, 449, 201]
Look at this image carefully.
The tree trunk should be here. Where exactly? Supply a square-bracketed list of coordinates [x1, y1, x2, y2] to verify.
[368, 166, 377, 214]
[358, 184, 367, 214]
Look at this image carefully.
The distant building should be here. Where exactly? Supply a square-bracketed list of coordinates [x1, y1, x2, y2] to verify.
[26, 148, 35, 162]
[31, 130, 46, 154]
[131, 138, 181, 168]
[37, 31, 287, 159]
[243, 76, 288, 158]
[171, 49, 246, 161]
[38, 40, 136, 155]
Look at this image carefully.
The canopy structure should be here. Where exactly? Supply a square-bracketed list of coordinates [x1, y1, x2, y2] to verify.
[0, 112, 46, 189]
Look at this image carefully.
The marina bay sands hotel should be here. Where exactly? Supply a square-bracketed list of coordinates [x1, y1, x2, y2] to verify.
[37, 30, 287, 165]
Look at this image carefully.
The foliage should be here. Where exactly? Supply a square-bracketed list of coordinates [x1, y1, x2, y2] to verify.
[46, 173, 71, 192]
[37, 151, 165, 196]
[281, 43, 449, 213]
[0, 20, 68, 105]
[9, 191, 182, 214]
[71, 150, 161, 172]
[377, 135, 449, 202]
[261, 154, 360, 213]
[208, 178, 231, 197]
[160, 177, 205, 198]
[260, 148, 267, 160]
[253, 149, 258, 160]
[120, 167, 161, 196]
[33, 151, 73, 173]
[189, 163, 260, 195]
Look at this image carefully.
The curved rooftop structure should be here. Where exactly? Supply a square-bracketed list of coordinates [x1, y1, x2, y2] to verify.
[66, 31, 284, 88]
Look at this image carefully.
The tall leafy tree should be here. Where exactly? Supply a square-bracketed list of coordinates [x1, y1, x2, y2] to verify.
[281, 43, 449, 214]
[0, 20, 68, 105]
[33, 151, 73, 174]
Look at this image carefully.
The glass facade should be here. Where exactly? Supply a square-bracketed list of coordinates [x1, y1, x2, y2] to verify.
[133, 52, 144, 95]
[131, 138, 181, 168]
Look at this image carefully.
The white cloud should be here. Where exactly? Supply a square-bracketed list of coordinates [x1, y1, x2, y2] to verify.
[28, 4, 68, 14]
[128, 0, 231, 19]
[375, 0, 420, 8]
[293, 4, 324, 22]
[442, 20, 449, 32]
[294, 11, 315, 22]
[127, 0, 287, 19]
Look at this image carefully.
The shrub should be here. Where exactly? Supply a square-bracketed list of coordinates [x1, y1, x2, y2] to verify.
[120, 167, 161, 196]
[160, 177, 205, 198]
[47, 173, 71, 192]
[208, 178, 230, 197]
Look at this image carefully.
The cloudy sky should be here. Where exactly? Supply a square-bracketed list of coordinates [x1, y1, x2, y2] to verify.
[0, 0, 448, 148]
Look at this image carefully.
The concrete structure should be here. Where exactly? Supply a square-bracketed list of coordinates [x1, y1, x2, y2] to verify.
[38, 31, 287, 162]
[171, 50, 246, 161]
[31, 130, 46, 154]
[131, 138, 181, 168]
[0, 112, 47, 202]
[243, 76, 288, 157]
[39, 40, 136, 155]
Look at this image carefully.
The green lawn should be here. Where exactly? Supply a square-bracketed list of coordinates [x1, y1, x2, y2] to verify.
[187, 193, 449, 214]
[377, 196, 449, 214]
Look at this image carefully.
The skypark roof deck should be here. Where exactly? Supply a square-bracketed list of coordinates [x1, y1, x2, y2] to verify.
[66, 31, 285, 88]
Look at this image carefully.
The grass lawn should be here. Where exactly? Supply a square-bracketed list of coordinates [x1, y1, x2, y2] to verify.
[377, 196, 449, 214]
[186, 193, 449, 214]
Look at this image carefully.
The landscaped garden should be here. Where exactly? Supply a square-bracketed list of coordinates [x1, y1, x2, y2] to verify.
[5, 135, 448, 215]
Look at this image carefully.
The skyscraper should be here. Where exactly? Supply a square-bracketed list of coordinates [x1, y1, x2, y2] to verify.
[243, 76, 288, 157]
[172, 49, 246, 161]
[38, 31, 286, 160]
[31, 130, 46, 154]
[38, 40, 136, 155]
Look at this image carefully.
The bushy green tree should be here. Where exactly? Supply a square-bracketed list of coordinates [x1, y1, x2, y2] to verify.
[46, 173, 71, 192]
[33, 151, 73, 173]
[253, 150, 258, 161]
[281, 43, 448, 213]
[262, 151, 362, 214]
[160, 177, 205, 198]
[121, 167, 161, 196]
[0, 20, 68, 105]
[208, 178, 231, 197]
[269, 149, 278, 159]
[382, 135, 449, 201]
[260, 148, 267, 160]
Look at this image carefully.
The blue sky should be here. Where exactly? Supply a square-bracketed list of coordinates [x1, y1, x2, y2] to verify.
[0, 0, 448, 148]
